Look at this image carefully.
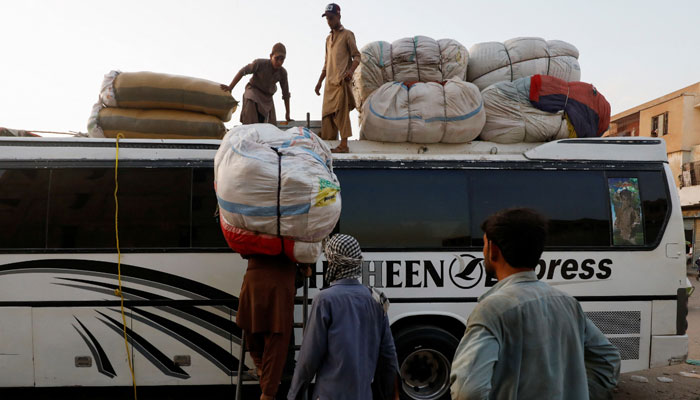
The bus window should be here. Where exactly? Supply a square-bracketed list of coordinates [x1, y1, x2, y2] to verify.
[117, 168, 191, 248]
[470, 170, 610, 248]
[638, 171, 670, 246]
[336, 169, 470, 249]
[605, 170, 670, 247]
[0, 169, 49, 249]
[48, 168, 114, 248]
[48, 168, 191, 249]
[192, 168, 227, 248]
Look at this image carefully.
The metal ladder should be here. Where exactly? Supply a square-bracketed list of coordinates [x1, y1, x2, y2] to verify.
[235, 276, 310, 400]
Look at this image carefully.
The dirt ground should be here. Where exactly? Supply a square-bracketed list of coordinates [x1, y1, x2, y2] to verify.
[613, 272, 700, 400]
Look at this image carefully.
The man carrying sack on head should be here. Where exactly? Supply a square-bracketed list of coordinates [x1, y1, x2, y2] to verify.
[236, 254, 298, 400]
[315, 3, 360, 153]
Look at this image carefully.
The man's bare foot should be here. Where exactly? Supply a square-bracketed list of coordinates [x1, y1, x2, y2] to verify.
[331, 145, 349, 153]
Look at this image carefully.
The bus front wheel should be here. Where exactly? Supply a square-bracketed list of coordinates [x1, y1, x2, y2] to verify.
[395, 325, 459, 400]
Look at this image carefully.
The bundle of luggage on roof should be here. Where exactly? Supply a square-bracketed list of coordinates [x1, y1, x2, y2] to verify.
[88, 71, 238, 139]
[86, 36, 608, 145]
[354, 36, 609, 144]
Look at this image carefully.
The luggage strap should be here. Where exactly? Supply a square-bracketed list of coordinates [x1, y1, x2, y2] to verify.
[272, 147, 285, 255]
[503, 42, 514, 82]
[562, 86, 571, 120]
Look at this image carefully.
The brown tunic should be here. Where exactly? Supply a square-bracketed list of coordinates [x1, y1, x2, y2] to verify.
[236, 254, 296, 333]
[238, 59, 290, 124]
[322, 26, 359, 118]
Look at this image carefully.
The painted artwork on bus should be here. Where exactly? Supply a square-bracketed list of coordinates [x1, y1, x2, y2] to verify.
[608, 177, 644, 245]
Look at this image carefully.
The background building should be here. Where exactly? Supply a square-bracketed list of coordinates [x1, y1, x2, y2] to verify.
[606, 82, 700, 266]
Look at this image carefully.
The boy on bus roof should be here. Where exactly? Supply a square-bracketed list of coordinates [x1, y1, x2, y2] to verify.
[221, 43, 291, 125]
[450, 208, 620, 400]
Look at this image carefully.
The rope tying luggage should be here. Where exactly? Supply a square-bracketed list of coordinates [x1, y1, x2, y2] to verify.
[114, 133, 138, 400]
[273, 147, 285, 255]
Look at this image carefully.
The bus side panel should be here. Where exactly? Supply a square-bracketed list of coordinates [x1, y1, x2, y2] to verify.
[389, 299, 653, 374]
[130, 305, 235, 386]
[0, 253, 246, 387]
[0, 307, 34, 387]
[579, 301, 651, 373]
[33, 307, 136, 387]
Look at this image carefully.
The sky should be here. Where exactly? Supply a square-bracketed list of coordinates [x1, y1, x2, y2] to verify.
[1, 0, 699, 136]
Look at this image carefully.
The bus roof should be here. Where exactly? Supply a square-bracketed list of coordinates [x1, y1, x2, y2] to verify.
[0, 136, 668, 163]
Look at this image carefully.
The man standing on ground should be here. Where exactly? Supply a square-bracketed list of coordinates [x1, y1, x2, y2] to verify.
[450, 208, 620, 400]
[221, 42, 291, 125]
[287, 234, 399, 399]
[315, 3, 360, 153]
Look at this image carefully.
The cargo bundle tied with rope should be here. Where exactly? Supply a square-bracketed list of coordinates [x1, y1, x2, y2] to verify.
[214, 124, 341, 263]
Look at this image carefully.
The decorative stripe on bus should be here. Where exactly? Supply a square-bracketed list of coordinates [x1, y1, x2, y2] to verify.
[387, 295, 677, 303]
[54, 276, 241, 340]
[0, 293, 678, 308]
[0, 259, 236, 304]
[125, 307, 242, 375]
[96, 311, 190, 379]
[73, 317, 117, 378]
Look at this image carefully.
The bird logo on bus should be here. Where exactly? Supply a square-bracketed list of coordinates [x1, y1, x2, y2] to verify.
[449, 254, 485, 289]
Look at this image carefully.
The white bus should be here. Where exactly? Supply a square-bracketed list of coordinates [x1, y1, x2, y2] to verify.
[0, 136, 689, 400]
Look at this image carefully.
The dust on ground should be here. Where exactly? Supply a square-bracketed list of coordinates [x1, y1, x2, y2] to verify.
[613, 272, 700, 400]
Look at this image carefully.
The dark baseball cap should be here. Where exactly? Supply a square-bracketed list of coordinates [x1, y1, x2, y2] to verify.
[322, 3, 340, 17]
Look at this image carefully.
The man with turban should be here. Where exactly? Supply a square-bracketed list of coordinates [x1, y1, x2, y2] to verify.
[287, 234, 399, 399]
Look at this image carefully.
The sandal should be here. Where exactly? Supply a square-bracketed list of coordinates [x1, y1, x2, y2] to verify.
[331, 146, 349, 153]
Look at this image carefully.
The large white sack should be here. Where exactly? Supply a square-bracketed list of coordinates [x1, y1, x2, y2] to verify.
[360, 82, 410, 142]
[392, 36, 443, 82]
[214, 124, 341, 263]
[406, 82, 445, 143]
[438, 39, 469, 83]
[352, 36, 469, 108]
[361, 79, 485, 144]
[468, 37, 580, 91]
[480, 78, 569, 143]
[352, 41, 393, 114]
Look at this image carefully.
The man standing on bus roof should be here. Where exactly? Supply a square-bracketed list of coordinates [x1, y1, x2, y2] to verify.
[221, 42, 291, 125]
[287, 234, 399, 400]
[450, 208, 620, 400]
[315, 3, 360, 153]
